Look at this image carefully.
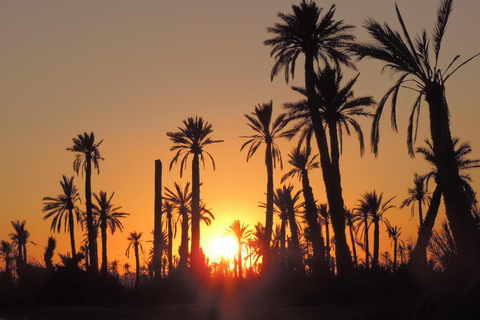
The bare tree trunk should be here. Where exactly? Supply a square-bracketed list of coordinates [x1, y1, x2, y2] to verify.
[153, 160, 163, 280]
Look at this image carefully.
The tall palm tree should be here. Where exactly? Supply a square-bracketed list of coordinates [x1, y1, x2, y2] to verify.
[164, 182, 191, 269]
[126, 231, 143, 289]
[240, 101, 291, 270]
[318, 204, 331, 271]
[42, 175, 82, 260]
[67, 132, 104, 274]
[9, 220, 35, 269]
[409, 138, 480, 267]
[281, 145, 327, 272]
[400, 174, 430, 228]
[352, 0, 480, 267]
[167, 117, 223, 271]
[0, 240, 14, 279]
[93, 191, 129, 277]
[223, 220, 254, 279]
[357, 191, 396, 269]
[385, 222, 402, 271]
[265, 1, 357, 275]
[163, 200, 174, 274]
[344, 208, 358, 268]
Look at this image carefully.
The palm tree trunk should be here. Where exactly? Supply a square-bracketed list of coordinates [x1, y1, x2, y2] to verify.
[238, 243, 243, 278]
[301, 170, 328, 273]
[372, 219, 380, 269]
[68, 208, 77, 260]
[304, 52, 353, 276]
[325, 220, 331, 271]
[287, 198, 302, 272]
[418, 200, 424, 228]
[425, 82, 480, 270]
[179, 208, 189, 269]
[280, 218, 286, 252]
[153, 159, 163, 280]
[264, 141, 274, 271]
[85, 154, 99, 275]
[191, 153, 200, 271]
[393, 239, 398, 271]
[348, 221, 358, 268]
[364, 219, 370, 269]
[409, 185, 442, 268]
[135, 245, 140, 289]
[100, 217, 108, 277]
[168, 214, 173, 274]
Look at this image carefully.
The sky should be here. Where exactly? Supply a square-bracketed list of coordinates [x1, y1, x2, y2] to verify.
[1, 0, 479, 269]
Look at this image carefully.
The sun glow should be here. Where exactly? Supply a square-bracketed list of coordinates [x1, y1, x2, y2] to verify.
[211, 236, 238, 261]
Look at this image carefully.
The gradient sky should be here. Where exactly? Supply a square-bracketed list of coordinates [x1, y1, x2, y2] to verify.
[1, 0, 479, 268]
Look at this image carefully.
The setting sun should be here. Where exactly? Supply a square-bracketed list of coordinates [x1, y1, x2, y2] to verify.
[211, 236, 238, 261]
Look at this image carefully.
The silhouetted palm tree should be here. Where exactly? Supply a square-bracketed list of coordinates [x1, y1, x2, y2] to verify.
[265, 0, 356, 275]
[410, 138, 480, 267]
[429, 220, 458, 271]
[164, 182, 191, 269]
[126, 231, 143, 289]
[385, 222, 402, 271]
[167, 117, 223, 271]
[44, 236, 57, 272]
[42, 175, 82, 260]
[0, 240, 14, 279]
[67, 132, 103, 274]
[241, 101, 291, 270]
[93, 191, 129, 277]
[224, 220, 253, 278]
[281, 145, 327, 272]
[400, 174, 430, 228]
[352, 0, 480, 267]
[9, 220, 35, 269]
[357, 191, 396, 269]
[352, 204, 370, 269]
[163, 201, 174, 274]
[318, 204, 331, 271]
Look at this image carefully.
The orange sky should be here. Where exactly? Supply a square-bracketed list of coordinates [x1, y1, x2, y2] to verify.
[1, 0, 479, 269]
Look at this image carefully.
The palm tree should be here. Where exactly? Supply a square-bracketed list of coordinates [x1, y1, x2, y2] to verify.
[164, 182, 191, 269]
[409, 138, 480, 267]
[352, 0, 480, 268]
[126, 231, 143, 289]
[240, 101, 291, 270]
[167, 117, 223, 271]
[163, 200, 174, 274]
[357, 191, 396, 269]
[281, 145, 327, 273]
[385, 222, 402, 271]
[0, 240, 14, 279]
[93, 191, 129, 277]
[223, 220, 254, 278]
[42, 175, 82, 260]
[67, 132, 104, 274]
[400, 174, 430, 228]
[352, 204, 370, 269]
[265, 0, 356, 275]
[44, 236, 57, 272]
[9, 220, 35, 269]
[318, 204, 331, 271]
[344, 208, 358, 268]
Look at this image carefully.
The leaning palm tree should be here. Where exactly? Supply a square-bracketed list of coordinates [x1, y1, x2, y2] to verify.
[67, 132, 104, 274]
[357, 191, 396, 269]
[352, 0, 480, 267]
[281, 145, 327, 273]
[385, 222, 402, 271]
[167, 117, 223, 271]
[240, 101, 291, 270]
[164, 182, 191, 269]
[265, 0, 356, 275]
[409, 138, 480, 267]
[93, 191, 130, 277]
[223, 220, 254, 279]
[9, 220, 35, 269]
[42, 175, 82, 260]
[0, 240, 14, 279]
[126, 231, 143, 289]
[400, 174, 430, 228]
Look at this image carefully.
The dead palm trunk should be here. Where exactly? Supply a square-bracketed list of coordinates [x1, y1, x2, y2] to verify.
[304, 52, 353, 276]
[153, 160, 162, 280]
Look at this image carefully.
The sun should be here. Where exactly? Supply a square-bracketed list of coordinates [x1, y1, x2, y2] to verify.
[211, 236, 238, 261]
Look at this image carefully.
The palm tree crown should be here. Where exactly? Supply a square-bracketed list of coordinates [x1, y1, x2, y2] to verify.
[400, 173, 430, 227]
[67, 132, 104, 176]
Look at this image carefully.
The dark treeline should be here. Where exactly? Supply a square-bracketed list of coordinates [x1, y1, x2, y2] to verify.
[1, 0, 480, 319]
